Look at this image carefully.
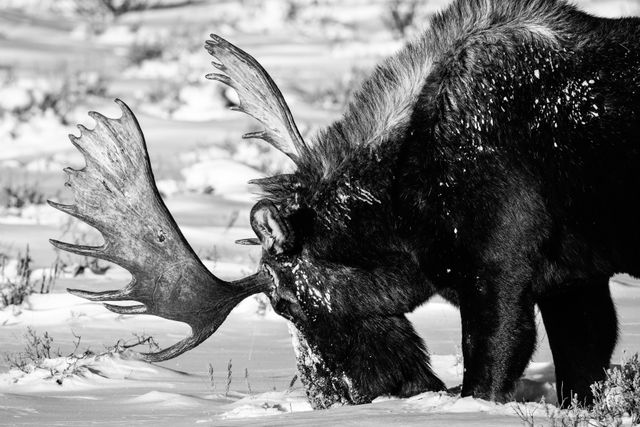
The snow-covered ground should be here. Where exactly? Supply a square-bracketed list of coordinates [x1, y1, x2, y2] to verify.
[1, 270, 639, 425]
[1, 0, 640, 425]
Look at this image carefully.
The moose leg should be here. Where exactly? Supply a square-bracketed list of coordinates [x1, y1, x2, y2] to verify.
[459, 281, 537, 401]
[538, 277, 618, 407]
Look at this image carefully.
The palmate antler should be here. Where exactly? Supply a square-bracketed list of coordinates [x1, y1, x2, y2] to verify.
[204, 35, 312, 253]
[205, 35, 309, 165]
[49, 99, 273, 362]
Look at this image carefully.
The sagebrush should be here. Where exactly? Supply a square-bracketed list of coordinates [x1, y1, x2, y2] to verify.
[4, 329, 160, 385]
[0, 247, 60, 308]
[515, 353, 640, 426]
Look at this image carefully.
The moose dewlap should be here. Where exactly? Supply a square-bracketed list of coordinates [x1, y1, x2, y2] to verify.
[51, 0, 640, 410]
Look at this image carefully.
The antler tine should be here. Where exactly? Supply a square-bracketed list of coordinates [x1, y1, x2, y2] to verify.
[87, 110, 110, 125]
[204, 34, 308, 164]
[68, 288, 131, 302]
[139, 333, 208, 363]
[47, 200, 79, 217]
[49, 239, 106, 259]
[104, 303, 148, 315]
[68, 134, 90, 158]
[206, 72, 234, 87]
[50, 99, 274, 362]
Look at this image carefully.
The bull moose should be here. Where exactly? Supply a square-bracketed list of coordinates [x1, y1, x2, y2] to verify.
[49, 0, 640, 409]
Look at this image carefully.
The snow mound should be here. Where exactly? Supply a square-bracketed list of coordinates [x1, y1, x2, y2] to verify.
[222, 389, 312, 419]
[171, 85, 230, 121]
[0, 282, 137, 327]
[0, 352, 180, 392]
[156, 179, 182, 197]
[0, 110, 70, 160]
[399, 392, 501, 414]
[129, 391, 205, 408]
[0, 86, 32, 111]
[0, 204, 70, 226]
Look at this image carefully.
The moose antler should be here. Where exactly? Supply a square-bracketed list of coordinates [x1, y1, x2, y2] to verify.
[205, 34, 308, 164]
[49, 99, 273, 362]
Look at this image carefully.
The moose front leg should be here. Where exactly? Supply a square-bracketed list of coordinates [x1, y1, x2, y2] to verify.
[458, 278, 537, 401]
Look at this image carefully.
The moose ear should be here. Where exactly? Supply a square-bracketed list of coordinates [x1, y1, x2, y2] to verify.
[250, 200, 295, 255]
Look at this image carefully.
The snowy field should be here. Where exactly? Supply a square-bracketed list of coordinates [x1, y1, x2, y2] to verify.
[1, 0, 640, 425]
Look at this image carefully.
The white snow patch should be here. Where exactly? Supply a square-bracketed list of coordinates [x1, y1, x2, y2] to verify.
[181, 159, 264, 202]
[222, 389, 312, 419]
[0, 353, 178, 393]
[97, 25, 137, 45]
[0, 86, 32, 111]
[0, 204, 70, 226]
[128, 391, 204, 408]
[0, 110, 70, 160]
[171, 85, 230, 121]
[179, 146, 230, 164]
[156, 179, 182, 197]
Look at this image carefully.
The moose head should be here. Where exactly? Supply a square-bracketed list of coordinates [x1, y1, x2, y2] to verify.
[49, 35, 444, 408]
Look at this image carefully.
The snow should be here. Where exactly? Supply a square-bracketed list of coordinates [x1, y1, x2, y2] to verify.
[181, 159, 264, 202]
[1, 270, 638, 425]
[171, 84, 231, 121]
[222, 390, 313, 418]
[0, 110, 70, 160]
[0, 86, 31, 111]
[1, 0, 639, 425]
[0, 204, 70, 226]
[1, 353, 177, 392]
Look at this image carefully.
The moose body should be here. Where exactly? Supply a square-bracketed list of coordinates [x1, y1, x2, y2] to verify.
[253, 0, 640, 407]
[51, 0, 640, 412]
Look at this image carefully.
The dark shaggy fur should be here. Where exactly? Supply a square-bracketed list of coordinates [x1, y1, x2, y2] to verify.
[252, 0, 640, 408]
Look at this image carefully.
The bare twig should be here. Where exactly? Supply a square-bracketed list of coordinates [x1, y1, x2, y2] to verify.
[225, 359, 232, 397]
